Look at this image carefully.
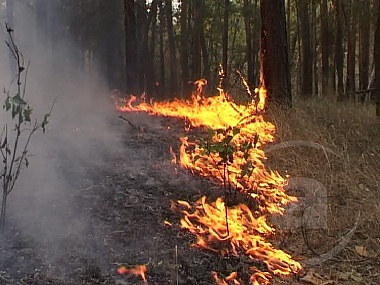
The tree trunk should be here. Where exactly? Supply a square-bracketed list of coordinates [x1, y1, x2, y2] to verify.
[321, 0, 330, 96]
[192, 0, 202, 80]
[158, 0, 166, 98]
[136, 0, 148, 94]
[298, 0, 312, 98]
[222, 0, 230, 88]
[345, 0, 358, 99]
[312, 0, 319, 96]
[243, 0, 254, 88]
[146, 0, 158, 98]
[180, 0, 191, 97]
[260, 0, 292, 107]
[335, 0, 345, 101]
[124, 0, 138, 94]
[375, 0, 380, 116]
[359, 0, 370, 102]
[165, 0, 178, 97]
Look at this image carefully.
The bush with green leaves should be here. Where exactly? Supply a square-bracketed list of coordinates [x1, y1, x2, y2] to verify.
[0, 24, 53, 231]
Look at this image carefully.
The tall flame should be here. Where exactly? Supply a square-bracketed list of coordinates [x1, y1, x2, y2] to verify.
[115, 80, 301, 284]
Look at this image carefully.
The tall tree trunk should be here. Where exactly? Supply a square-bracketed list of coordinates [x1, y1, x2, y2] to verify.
[146, 0, 158, 98]
[222, 0, 230, 88]
[124, 0, 138, 94]
[312, 0, 319, 96]
[359, 0, 370, 102]
[165, 0, 178, 96]
[158, 0, 166, 98]
[136, 0, 148, 94]
[375, 0, 380, 116]
[192, 0, 202, 81]
[335, 0, 345, 101]
[200, 28, 210, 84]
[321, 0, 330, 96]
[180, 0, 191, 97]
[345, 0, 358, 99]
[243, 0, 254, 88]
[260, 0, 292, 107]
[298, 0, 312, 98]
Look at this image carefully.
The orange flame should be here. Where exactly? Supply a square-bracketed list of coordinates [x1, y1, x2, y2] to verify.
[115, 79, 300, 284]
[117, 265, 147, 282]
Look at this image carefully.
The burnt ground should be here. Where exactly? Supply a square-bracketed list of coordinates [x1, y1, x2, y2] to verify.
[1, 110, 378, 285]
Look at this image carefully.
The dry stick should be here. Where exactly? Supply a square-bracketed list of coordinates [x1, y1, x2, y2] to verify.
[175, 245, 179, 285]
[118, 115, 139, 130]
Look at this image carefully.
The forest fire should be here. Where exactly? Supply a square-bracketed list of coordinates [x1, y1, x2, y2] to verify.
[115, 82, 301, 284]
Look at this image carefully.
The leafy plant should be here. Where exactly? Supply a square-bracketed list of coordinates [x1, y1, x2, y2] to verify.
[0, 24, 54, 231]
[194, 125, 257, 236]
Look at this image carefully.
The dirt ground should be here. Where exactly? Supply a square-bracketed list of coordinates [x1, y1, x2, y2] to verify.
[0, 110, 378, 285]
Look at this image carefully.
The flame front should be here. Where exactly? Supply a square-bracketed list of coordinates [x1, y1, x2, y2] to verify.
[116, 81, 301, 284]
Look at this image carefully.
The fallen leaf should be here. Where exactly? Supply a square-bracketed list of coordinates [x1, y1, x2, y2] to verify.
[350, 270, 363, 282]
[355, 245, 369, 257]
[335, 271, 350, 281]
[300, 271, 335, 285]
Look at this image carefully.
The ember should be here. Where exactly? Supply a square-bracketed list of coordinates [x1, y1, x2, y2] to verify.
[115, 79, 301, 284]
[117, 265, 147, 282]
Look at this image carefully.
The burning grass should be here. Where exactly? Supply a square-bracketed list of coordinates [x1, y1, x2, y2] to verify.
[115, 84, 303, 284]
[114, 85, 380, 284]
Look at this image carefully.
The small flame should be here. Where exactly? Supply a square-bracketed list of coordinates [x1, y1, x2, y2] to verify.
[117, 265, 147, 282]
[169, 146, 177, 164]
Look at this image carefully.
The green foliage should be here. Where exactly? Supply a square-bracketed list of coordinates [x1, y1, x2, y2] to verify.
[0, 24, 53, 231]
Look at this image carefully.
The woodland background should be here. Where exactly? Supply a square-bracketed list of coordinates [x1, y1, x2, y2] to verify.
[2, 0, 379, 107]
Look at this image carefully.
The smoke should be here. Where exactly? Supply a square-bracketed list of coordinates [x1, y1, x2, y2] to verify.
[0, 1, 125, 279]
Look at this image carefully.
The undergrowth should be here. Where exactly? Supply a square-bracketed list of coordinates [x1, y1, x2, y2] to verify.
[265, 98, 380, 271]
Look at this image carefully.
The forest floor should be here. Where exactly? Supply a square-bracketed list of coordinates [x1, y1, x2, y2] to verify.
[0, 99, 380, 285]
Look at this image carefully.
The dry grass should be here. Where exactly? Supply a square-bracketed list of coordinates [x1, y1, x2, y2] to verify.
[264, 98, 380, 282]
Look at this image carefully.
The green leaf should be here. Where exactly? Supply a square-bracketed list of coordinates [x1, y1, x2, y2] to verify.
[224, 135, 233, 144]
[42, 113, 50, 133]
[207, 128, 215, 138]
[4, 97, 11, 111]
[233, 127, 240, 136]
[12, 93, 27, 105]
[193, 155, 201, 162]
[23, 107, 32, 122]
[11, 104, 17, 119]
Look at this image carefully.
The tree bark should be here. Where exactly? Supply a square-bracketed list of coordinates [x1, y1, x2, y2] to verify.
[359, 0, 370, 101]
[180, 0, 191, 97]
[158, 0, 166, 98]
[222, 0, 230, 89]
[260, 0, 291, 107]
[165, 0, 178, 96]
[146, 0, 158, 98]
[124, 0, 138, 94]
[335, 0, 345, 101]
[298, 0, 312, 98]
[345, 0, 358, 99]
[243, 0, 254, 88]
[321, 0, 330, 96]
[375, 0, 380, 116]
[192, 0, 202, 80]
